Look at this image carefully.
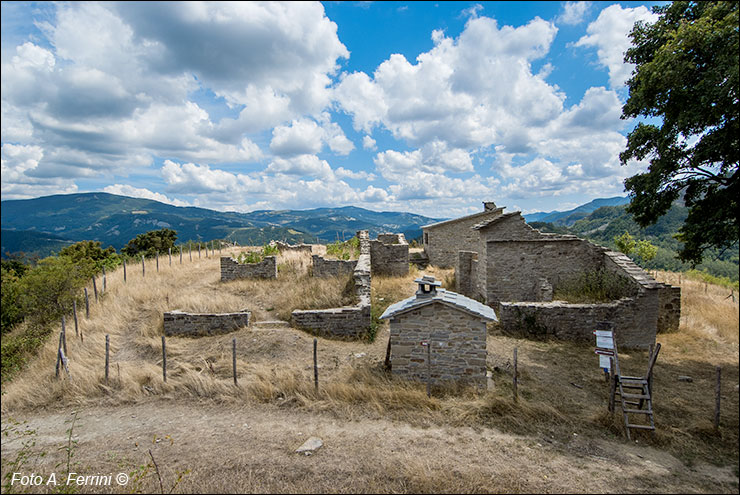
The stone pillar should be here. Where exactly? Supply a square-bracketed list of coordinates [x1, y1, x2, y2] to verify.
[456, 251, 477, 297]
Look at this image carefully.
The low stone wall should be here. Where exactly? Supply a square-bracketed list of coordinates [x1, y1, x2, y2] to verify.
[220, 256, 277, 281]
[312, 255, 357, 278]
[163, 309, 251, 337]
[498, 289, 660, 349]
[292, 230, 371, 339]
[370, 233, 409, 276]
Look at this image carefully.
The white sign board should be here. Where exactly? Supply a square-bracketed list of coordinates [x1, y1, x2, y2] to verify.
[594, 330, 614, 349]
[594, 329, 614, 370]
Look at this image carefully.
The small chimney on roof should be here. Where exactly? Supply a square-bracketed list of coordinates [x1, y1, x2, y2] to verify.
[483, 201, 497, 211]
[415, 275, 442, 298]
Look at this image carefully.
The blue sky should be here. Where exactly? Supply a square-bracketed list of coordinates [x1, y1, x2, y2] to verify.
[1, 1, 664, 217]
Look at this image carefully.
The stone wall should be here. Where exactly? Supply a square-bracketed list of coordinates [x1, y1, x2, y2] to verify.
[498, 289, 660, 349]
[291, 231, 372, 339]
[456, 251, 477, 297]
[312, 255, 357, 278]
[370, 233, 409, 276]
[389, 303, 487, 387]
[484, 238, 605, 305]
[272, 241, 313, 253]
[422, 204, 504, 268]
[163, 309, 251, 337]
[657, 285, 681, 333]
[220, 256, 277, 281]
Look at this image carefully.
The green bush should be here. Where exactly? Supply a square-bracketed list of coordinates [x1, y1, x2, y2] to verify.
[1, 268, 23, 334]
[326, 237, 360, 260]
[236, 244, 279, 264]
[554, 269, 636, 303]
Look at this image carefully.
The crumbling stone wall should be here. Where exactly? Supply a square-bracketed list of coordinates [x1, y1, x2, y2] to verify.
[389, 303, 487, 387]
[291, 231, 371, 339]
[272, 241, 313, 253]
[422, 203, 503, 268]
[370, 233, 409, 276]
[163, 309, 251, 337]
[220, 256, 277, 281]
[311, 255, 357, 278]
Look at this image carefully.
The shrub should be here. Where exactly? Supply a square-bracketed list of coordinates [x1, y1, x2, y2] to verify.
[553, 268, 636, 303]
[326, 237, 360, 260]
[236, 244, 279, 264]
[121, 228, 178, 258]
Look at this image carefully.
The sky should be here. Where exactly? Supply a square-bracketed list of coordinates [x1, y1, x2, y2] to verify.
[1, 1, 665, 217]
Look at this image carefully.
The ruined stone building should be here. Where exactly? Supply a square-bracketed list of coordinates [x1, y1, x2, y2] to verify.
[425, 202, 681, 349]
[422, 202, 504, 268]
[380, 275, 497, 387]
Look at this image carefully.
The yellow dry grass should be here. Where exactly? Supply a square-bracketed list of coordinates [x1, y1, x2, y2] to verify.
[1, 254, 737, 476]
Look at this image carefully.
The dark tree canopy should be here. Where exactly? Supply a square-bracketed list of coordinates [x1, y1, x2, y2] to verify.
[620, 1, 739, 265]
[121, 228, 178, 258]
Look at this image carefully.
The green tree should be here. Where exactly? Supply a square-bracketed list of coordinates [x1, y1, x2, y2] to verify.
[620, 1, 739, 266]
[615, 231, 636, 256]
[121, 228, 178, 258]
[1, 267, 23, 334]
[635, 239, 658, 263]
[17, 256, 95, 327]
[59, 240, 119, 270]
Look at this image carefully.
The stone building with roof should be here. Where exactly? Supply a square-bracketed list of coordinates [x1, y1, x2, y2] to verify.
[423, 203, 681, 349]
[421, 201, 503, 268]
[380, 275, 497, 387]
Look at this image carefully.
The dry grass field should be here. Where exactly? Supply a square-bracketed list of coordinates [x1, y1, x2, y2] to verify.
[1, 249, 738, 493]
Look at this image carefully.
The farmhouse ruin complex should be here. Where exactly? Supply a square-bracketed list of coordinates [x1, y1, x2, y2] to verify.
[165, 199, 679, 384]
[422, 201, 680, 349]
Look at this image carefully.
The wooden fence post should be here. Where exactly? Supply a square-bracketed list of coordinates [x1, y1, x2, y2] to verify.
[169, 248, 172, 266]
[198, 243, 201, 258]
[92, 276, 98, 302]
[61, 316, 68, 356]
[123, 258, 127, 282]
[232, 338, 238, 386]
[180, 246, 183, 264]
[73, 300, 79, 337]
[55, 331, 64, 378]
[384, 336, 392, 370]
[102, 266, 107, 293]
[142, 256, 145, 277]
[189, 244, 192, 261]
[162, 336, 167, 383]
[426, 342, 432, 398]
[156, 253, 159, 272]
[513, 347, 518, 402]
[105, 334, 110, 385]
[313, 338, 318, 392]
[714, 366, 721, 430]
[84, 288, 90, 318]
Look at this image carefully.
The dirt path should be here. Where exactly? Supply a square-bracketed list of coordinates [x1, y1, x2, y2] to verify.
[2, 400, 736, 493]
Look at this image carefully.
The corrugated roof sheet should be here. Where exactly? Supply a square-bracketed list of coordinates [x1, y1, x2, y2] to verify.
[380, 289, 497, 322]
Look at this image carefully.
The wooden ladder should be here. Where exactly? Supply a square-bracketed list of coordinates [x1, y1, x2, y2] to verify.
[611, 342, 661, 440]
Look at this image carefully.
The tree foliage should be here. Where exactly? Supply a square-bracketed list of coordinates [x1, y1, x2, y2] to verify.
[121, 228, 178, 258]
[59, 240, 119, 270]
[620, 1, 739, 265]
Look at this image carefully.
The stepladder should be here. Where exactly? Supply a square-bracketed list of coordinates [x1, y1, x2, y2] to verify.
[609, 340, 661, 441]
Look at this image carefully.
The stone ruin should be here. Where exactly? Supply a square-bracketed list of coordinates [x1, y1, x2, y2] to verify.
[163, 309, 251, 337]
[370, 233, 409, 276]
[380, 275, 497, 387]
[421, 202, 681, 349]
[220, 255, 277, 281]
[291, 230, 372, 339]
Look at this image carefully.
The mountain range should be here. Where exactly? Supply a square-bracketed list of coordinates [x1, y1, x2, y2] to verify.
[522, 196, 630, 225]
[1, 193, 441, 257]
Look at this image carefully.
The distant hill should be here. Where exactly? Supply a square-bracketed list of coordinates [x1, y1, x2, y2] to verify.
[530, 202, 739, 282]
[0, 193, 441, 257]
[524, 196, 630, 225]
[0, 229, 76, 260]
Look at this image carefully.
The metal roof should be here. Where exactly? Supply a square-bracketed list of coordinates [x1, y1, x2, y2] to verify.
[379, 288, 498, 322]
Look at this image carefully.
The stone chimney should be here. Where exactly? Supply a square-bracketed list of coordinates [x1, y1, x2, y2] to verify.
[483, 201, 497, 211]
[415, 275, 442, 298]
